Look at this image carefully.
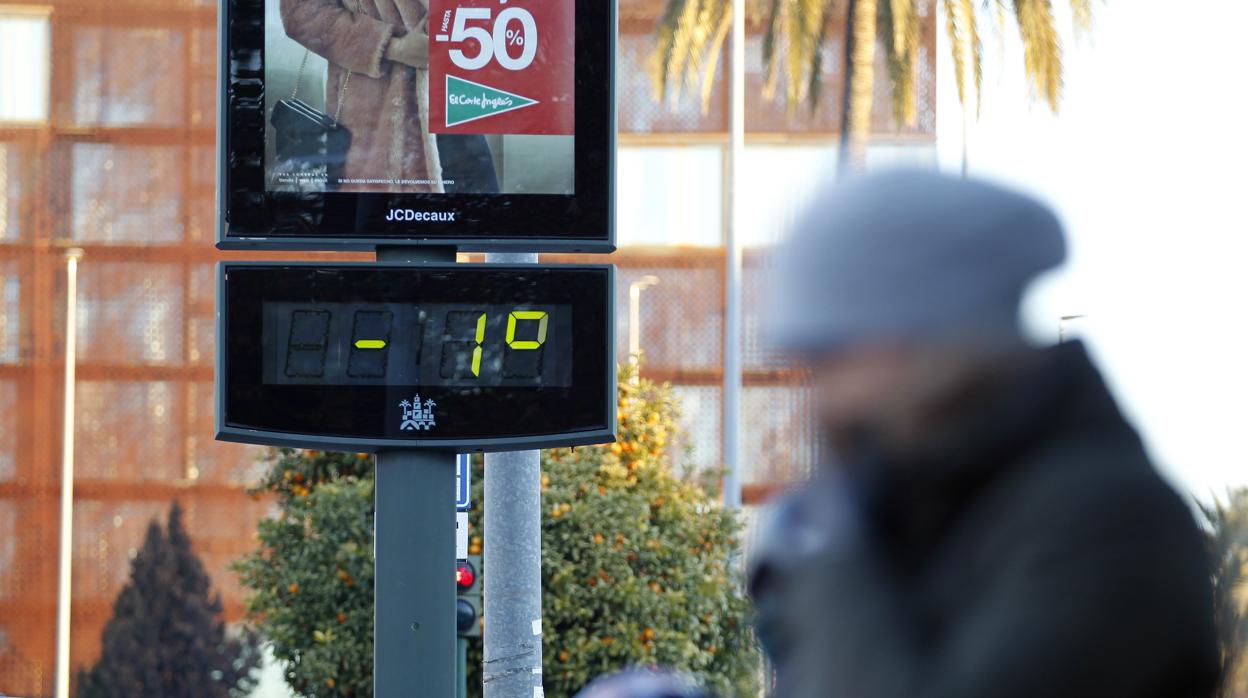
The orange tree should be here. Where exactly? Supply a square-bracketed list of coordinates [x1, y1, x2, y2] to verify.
[233, 450, 375, 696]
[236, 366, 758, 697]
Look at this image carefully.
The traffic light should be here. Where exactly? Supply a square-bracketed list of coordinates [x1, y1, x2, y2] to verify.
[456, 555, 482, 637]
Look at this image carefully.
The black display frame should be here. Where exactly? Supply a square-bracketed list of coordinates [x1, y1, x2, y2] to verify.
[216, 262, 616, 451]
[217, 0, 616, 252]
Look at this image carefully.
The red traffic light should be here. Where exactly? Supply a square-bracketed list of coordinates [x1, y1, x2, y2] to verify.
[456, 562, 476, 590]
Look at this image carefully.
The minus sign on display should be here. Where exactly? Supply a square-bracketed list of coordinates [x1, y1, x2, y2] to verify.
[435, 34, 449, 41]
[355, 340, 387, 350]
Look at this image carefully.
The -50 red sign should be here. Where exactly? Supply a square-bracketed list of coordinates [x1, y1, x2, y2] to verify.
[429, 0, 575, 136]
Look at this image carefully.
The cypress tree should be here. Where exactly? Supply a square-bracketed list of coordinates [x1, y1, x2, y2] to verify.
[77, 503, 259, 698]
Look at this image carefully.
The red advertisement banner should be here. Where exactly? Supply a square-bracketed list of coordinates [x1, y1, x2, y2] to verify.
[428, 0, 575, 136]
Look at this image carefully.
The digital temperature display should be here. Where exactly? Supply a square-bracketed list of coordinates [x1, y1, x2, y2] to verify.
[264, 302, 573, 387]
[218, 263, 614, 451]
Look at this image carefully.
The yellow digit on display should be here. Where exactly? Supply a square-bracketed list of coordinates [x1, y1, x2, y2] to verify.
[472, 312, 487, 377]
[506, 311, 548, 350]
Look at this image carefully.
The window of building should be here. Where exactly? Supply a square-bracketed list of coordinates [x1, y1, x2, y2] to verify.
[0, 10, 51, 123]
[618, 146, 724, 247]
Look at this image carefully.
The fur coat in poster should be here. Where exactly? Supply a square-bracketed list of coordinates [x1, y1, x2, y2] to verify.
[280, 0, 434, 192]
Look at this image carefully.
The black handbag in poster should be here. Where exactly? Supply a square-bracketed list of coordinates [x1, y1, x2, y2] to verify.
[269, 51, 353, 191]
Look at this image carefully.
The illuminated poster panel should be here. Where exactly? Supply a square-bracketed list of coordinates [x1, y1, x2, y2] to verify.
[218, 0, 614, 250]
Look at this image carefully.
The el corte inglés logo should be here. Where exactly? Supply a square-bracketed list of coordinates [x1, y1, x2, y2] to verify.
[444, 75, 539, 127]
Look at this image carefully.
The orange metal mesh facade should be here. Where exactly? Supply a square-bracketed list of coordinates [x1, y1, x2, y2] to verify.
[0, 1, 934, 695]
[549, 248, 820, 496]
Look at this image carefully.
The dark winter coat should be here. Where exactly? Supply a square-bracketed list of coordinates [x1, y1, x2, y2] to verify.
[750, 342, 1220, 698]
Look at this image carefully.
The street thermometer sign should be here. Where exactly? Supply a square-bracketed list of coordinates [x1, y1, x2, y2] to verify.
[216, 0, 616, 693]
[216, 263, 615, 452]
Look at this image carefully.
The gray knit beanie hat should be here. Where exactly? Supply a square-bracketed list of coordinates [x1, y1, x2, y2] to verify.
[769, 170, 1067, 353]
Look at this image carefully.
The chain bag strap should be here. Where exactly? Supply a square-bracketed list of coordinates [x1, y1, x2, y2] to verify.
[269, 0, 363, 191]
[290, 50, 352, 123]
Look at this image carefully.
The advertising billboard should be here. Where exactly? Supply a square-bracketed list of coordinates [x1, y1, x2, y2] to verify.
[218, 0, 614, 250]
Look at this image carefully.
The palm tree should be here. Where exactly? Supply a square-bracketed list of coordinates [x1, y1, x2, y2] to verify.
[649, 0, 1095, 174]
[1202, 489, 1248, 697]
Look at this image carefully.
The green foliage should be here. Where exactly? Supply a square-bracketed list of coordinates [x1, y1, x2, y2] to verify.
[479, 367, 758, 696]
[234, 451, 376, 697]
[236, 367, 758, 697]
[78, 503, 259, 698]
[1201, 489, 1248, 697]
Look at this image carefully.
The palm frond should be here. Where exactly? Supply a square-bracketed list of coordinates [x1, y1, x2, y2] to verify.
[648, 0, 733, 113]
[1013, 0, 1062, 112]
[802, 1, 832, 111]
[944, 0, 983, 117]
[791, 0, 833, 110]
[698, 9, 735, 111]
[842, 0, 877, 173]
[653, 0, 833, 116]
[650, 0, 1091, 129]
[648, 0, 690, 103]
[1204, 488, 1248, 696]
[761, 0, 786, 99]
[686, 0, 734, 109]
[879, 0, 921, 126]
[987, 0, 1009, 71]
[760, 0, 833, 115]
[1069, 0, 1093, 35]
[990, 0, 1008, 30]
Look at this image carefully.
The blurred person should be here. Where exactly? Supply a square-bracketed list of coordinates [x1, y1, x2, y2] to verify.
[573, 669, 713, 698]
[749, 171, 1221, 697]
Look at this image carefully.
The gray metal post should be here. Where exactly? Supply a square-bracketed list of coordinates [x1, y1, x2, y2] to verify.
[373, 246, 460, 698]
[722, 0, 746, 510]
[482, 251, 545, 697]
[374, 450, 457, 698]
[457, 637, 469, 698]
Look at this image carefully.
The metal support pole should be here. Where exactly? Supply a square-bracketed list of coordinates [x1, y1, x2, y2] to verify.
[457, 637, 469, 698]
[54, 248, 83, 698]
[372, 245, 459, 698]
[627, 275, 659, 379]
[374, 450, 457, 698]
[723, 0, 745, 510]
[953, 0, 975, 178]
[482, 251, 545, 698]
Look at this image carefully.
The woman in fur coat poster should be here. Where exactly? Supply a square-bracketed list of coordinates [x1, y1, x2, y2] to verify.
[278, 0, 446, 193]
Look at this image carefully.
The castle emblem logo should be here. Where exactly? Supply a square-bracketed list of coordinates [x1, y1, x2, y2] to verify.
[399, 395, 437, 431]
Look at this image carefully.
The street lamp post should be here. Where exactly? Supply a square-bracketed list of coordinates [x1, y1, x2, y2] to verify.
[481, 251, 545, 698]
[723, 0, 745, 511]
[55, 248, 84, 698]
[628, 275, 660, 379]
